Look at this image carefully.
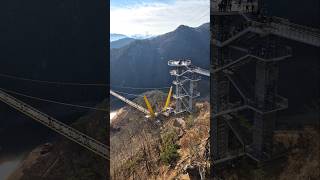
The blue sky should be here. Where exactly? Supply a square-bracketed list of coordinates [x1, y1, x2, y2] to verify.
[110, 0, 209, 36]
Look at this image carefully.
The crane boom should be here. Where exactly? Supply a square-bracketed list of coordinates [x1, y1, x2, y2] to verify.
[110, 90, 150, 115]
[163, 86, 173, 111]
[143, 95, 155, 118]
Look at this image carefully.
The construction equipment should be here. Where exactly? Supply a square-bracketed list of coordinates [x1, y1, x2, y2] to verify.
[168, 59, 209, 114]
[163, 86, 173, 111]
[110, 60, 209, 118]
[110, 86, 174, 119]
[143, 95, 156, 118]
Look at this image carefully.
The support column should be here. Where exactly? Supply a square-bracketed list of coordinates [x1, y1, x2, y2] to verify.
[175, 68, 182, 113]
[189, 78, 194, 112]
[252, 61, 278, 159]
[211, 16, 231, 161]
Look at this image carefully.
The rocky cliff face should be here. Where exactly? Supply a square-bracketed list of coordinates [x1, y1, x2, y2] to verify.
[110, 91, 210, 179]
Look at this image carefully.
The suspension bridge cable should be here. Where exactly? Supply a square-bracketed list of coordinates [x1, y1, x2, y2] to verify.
[0, 73, 107, 87]
[110, 84, 171, 90]
[0, 72, 171, 90]
[0, 87, 108, 112]
[111, 89, 144, 97]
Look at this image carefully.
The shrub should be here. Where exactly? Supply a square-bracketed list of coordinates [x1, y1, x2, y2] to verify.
[160, 143, 180, 165]
[160, 129, 180, 165]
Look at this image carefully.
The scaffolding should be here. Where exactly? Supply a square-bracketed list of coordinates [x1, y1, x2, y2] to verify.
[168, 59, 201, 114]
[210, 0, 320, 166]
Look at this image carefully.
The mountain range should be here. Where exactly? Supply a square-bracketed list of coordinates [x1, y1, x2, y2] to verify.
[110, 21, 319, 120]
[110, 23, 210, 94]
[110, 33, 154, 41]
[110, 33, 128, 42]
[110, 37, 135, 49]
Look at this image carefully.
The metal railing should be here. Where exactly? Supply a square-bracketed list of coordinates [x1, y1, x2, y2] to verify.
[0, 89, 108, 159]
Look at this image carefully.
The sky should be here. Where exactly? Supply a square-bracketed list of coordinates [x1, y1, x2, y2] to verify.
[110, 0, 210, 36]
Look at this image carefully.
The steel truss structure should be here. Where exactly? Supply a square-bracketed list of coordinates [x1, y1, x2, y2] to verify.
[168, 59, 209, 114]
[211, 0, 320, 165]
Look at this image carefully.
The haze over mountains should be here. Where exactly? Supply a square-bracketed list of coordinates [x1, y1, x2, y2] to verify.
[110, 33, 128, 42]
[110, 23, 210, 92]
[110, 33, 155, 42]
[110, 37, 135, 49]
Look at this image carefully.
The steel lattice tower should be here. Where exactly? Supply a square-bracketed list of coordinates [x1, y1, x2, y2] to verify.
[168, 59, 201, 114]
[209, 0, 306, 167]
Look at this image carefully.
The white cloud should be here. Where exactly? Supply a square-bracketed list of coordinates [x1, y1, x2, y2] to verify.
[110, 0, 209, 36]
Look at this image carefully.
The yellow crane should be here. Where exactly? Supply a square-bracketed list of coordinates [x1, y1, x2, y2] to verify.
[142, 86, 173, 118]
[111, 86, 173, 119]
